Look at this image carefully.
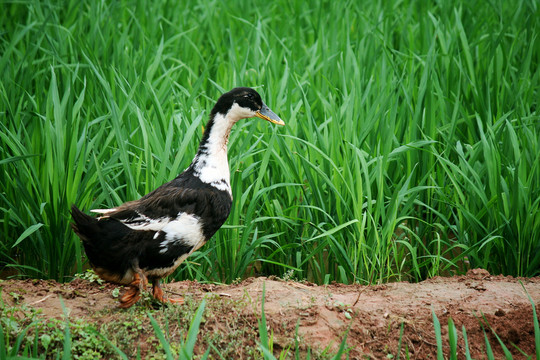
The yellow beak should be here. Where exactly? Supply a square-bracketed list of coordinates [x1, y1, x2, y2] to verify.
[255, 103, 285, 126]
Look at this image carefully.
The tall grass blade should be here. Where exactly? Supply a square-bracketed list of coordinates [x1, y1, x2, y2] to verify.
[181, 299, 206, 360]
[461, 326, 473, 360]
[9, 322, 35, 357]
[448, 317, 457, 360]
[0, 330, 4, 358]
[94, 329, 129, 360]
[432, 309, 444, 360]
[479, 311, 517, 359]
[484, 332, 495, 360]
[62, 317, 71, 360]
[330, 328, 350, 360]
[148, 299, 207, 360]
[148, 313, 174, 360]
[258, 282, 273, 359]
[11, 223, 43, 248]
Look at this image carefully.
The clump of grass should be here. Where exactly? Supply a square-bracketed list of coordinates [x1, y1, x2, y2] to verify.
[258, 282, 351, 359]
[0, 293, 117, 359]
[74, 269, 104, 285]
[1, 0, 539, 285]
[426, 287, 540, 359]
[147, 299, 209, 360]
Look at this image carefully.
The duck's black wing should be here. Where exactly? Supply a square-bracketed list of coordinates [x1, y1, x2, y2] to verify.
[106, 172, 232, 238]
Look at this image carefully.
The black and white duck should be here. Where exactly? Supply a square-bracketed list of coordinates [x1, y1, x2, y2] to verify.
[71, 87, 284, 308]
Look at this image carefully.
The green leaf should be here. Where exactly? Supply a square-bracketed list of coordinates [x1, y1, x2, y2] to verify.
[432, 309, 444, 360]
[12, 223, 43, 248]
[182, 299, 207, 359]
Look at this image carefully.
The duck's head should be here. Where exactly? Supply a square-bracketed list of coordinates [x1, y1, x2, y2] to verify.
[211, 87, 285, 126]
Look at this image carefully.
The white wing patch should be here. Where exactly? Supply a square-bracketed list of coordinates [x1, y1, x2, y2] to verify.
[91, 208, 117, 214]
[159, 213, 205, 254]
[121, 212, 170, 232]
[118, 211, 205, 254]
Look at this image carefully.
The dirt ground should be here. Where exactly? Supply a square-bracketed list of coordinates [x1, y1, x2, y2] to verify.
[1, 269, 539, 359]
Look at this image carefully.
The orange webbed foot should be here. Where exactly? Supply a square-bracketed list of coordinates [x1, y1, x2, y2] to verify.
[118, 272, 147, 308]
[152, 280, 184, 305]
[119, 287, 140, 308]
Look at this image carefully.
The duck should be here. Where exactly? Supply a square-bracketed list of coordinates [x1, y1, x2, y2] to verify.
[71, 87, 284, 308]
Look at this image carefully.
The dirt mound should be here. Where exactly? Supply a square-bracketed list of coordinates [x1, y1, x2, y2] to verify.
[1, 270, 539, 359]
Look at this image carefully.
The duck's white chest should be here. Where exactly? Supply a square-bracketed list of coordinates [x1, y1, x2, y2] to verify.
[194, 149, 231, 193]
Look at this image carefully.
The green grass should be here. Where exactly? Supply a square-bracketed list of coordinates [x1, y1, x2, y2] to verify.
[1, 0, 539, 283]
[429, 293, 540, 360]
[427, 284, 540, 359]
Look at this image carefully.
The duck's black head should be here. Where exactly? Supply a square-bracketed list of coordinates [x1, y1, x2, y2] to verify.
[210, 87, 284, 125]
[192, 87, 284, 182]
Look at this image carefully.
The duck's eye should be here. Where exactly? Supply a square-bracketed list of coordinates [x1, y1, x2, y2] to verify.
[244, 93, 254, 99]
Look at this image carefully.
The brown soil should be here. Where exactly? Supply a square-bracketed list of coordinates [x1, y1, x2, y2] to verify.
[1, 269, 539, 359]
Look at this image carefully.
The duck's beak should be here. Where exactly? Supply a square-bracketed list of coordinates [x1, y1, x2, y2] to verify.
[255, 103, 285, 125]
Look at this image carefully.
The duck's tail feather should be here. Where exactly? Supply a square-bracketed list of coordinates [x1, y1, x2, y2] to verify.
[71, 205, 130, 239]
[71, 205, 135, 271]
[71, 205, 97, 242]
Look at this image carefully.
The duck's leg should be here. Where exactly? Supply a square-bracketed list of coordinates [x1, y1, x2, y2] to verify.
[152, 279, 184, 305]
[119, 271, 148, 308]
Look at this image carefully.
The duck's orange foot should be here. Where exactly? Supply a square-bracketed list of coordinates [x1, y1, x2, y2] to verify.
[166, 297, 185, 305]
[152, 280, 184, 305]
[119, 287, 140, 308]
[118, 272, 147, 308]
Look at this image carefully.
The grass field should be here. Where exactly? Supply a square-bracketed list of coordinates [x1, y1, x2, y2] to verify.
[1, 0, 539, 284]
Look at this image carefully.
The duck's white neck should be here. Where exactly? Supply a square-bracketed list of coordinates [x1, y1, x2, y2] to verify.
[191, 111, 237, 193]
